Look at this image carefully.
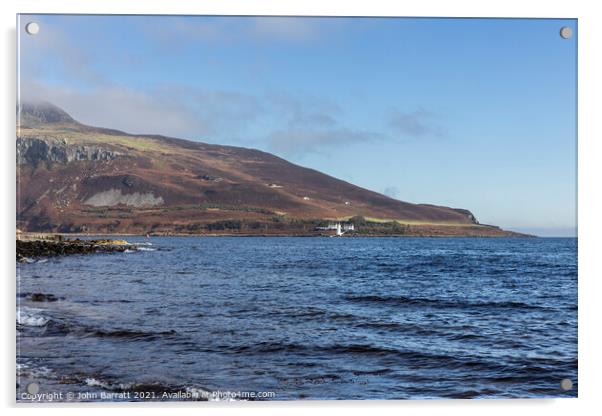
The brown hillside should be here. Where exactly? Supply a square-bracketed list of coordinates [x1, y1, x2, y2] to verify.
[16, 102, 522, 236]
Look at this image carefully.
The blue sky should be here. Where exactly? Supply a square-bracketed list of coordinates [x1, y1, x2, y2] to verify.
[18, 15, 577, 236]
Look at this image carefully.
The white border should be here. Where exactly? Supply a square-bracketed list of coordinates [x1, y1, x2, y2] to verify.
[2, 1, 600, 415]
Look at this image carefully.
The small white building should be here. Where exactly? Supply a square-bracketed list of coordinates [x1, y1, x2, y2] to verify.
[316, 222, 355, 235]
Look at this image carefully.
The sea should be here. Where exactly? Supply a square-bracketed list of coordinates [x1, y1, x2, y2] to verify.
[16, 237, 578, 401]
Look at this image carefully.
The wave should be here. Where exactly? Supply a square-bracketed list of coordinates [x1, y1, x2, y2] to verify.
[17, 362, 216, 402]
[85, 298, 135, 304]
[85, 377, 113, 390]
[219, 340, 401, 356]
[44, 322, 178, 341]
[83, 376, 214, 401]
[123, 247, 156, 253]
[18, 292, 61, 302]
[354, 320, 440, 336]
[17, 308, 178, 341]
[222, 340, 450, 361]
[345, 294, 547, 311]
[17, 361, 54, 380]
[273, 306, 357, 322]
[85, 378, 177, 393]
[217, 340, 521, 374]
[352, 368, 392, 376]
[17, 307, 49, 327]
[90, 328, 177, 341]
[85, 377, 255, 401]
[19, 257, 35, 264]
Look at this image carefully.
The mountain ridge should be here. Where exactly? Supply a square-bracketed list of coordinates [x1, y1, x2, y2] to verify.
[16, 102, 526, 237]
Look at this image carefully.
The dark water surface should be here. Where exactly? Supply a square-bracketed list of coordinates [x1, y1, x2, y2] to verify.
[17, 237, 577, 401]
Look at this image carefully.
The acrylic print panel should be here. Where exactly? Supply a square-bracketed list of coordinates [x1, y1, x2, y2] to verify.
[16, 15, 577, 402]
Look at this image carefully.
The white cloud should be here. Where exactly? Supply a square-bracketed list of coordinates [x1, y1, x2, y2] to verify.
[137, 16, 324, 50]
[20, 79, 446, 158]
[263, 93, 381, 156]
[387, 108, 445, 138]
[267, 93, 341, 128]
[250, 17, 321, 42]
[383, 186, 400, 199]
[20, 82, 262, 141]
[267, 127, 378, 156]
[19, 18, 107, 86]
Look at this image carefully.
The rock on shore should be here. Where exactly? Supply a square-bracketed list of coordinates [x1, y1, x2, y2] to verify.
[16, 239, 133, 262]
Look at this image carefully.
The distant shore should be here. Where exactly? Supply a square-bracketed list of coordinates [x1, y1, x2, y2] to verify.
[17, 228, 534, 242]
[50, 233, 534, 238]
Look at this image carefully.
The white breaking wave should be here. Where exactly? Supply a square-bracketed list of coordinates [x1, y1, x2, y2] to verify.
[17, 361, 53, 379]
[85, 378, 113, 390]
[17, 308, 48, 327]
[185, 386, 224, 401]
[124, 247, 155, 253]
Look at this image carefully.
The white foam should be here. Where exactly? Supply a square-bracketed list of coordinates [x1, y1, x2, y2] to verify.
[17, 361, 53, 379]
[185, 386, 214, 401]
[137, 247, 156, 252]
[17, 308, 48, 326]
[85, 378, 112, 390]
[208, 395, 238, 402]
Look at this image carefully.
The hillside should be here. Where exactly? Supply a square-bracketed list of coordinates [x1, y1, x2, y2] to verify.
[16, 102, 524, 236]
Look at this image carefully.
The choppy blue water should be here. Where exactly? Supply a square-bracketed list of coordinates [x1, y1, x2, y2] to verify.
[17, 237, 577, 401]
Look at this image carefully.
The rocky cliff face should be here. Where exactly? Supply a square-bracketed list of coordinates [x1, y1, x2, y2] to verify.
[17, 136, 122, 165]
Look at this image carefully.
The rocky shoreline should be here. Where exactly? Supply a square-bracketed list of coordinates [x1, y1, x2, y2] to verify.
[16, 239, 133, 262]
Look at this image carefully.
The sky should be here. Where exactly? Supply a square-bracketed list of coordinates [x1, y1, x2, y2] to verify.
[17, 15, 577, 236]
